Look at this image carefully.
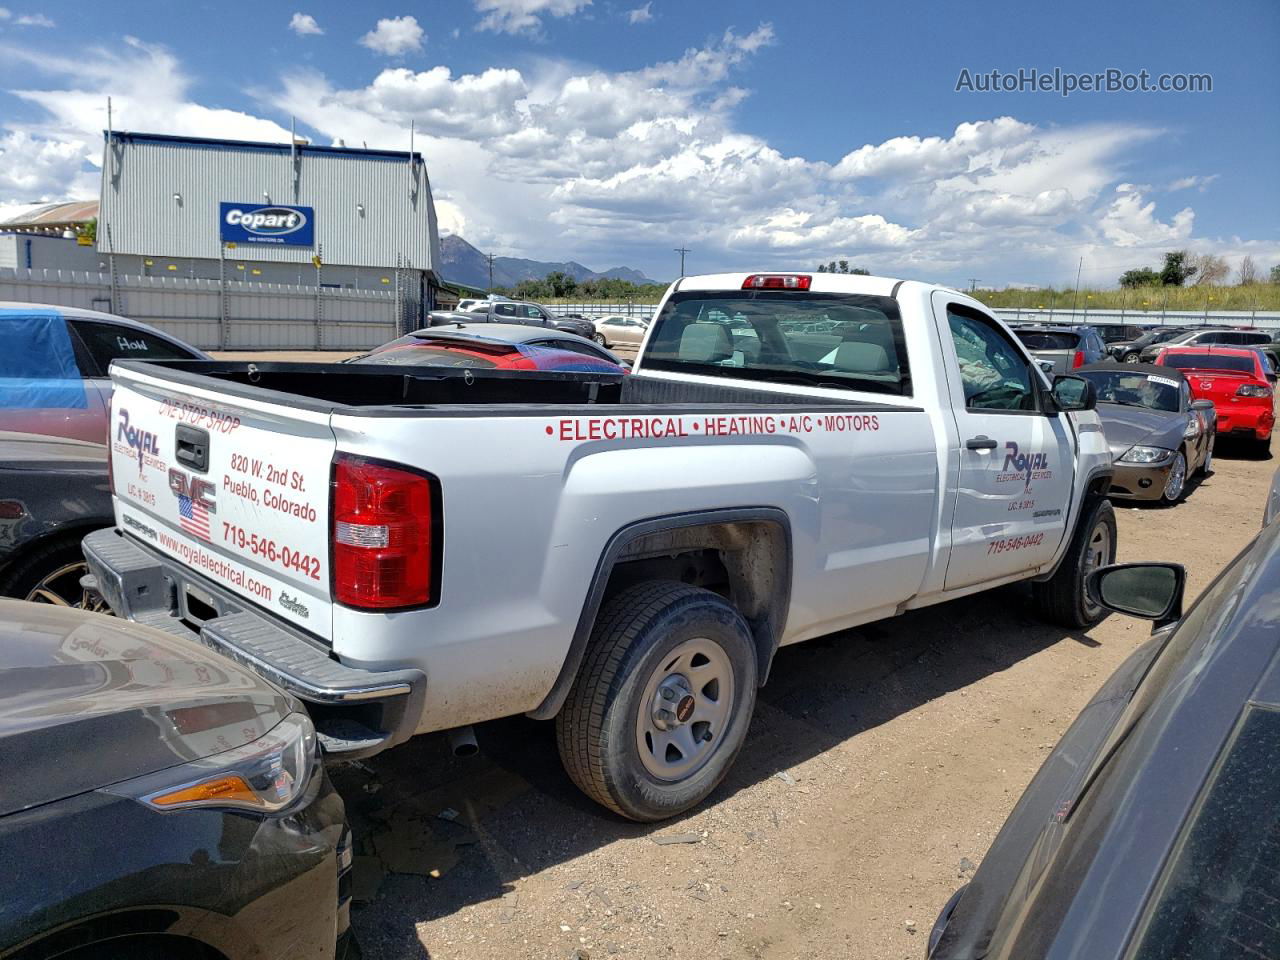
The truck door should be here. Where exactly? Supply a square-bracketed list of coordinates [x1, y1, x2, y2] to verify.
[935, 297, 1076, 590]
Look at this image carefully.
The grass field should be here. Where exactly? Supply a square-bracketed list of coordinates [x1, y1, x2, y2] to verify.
[973, 283, 1280, 313]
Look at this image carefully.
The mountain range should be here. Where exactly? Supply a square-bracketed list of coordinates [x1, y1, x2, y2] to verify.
[439, 234, 656, 289]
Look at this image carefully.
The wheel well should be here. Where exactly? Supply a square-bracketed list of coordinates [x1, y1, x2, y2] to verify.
[0, 523, 104, 595]
[527, 511, 791, 721]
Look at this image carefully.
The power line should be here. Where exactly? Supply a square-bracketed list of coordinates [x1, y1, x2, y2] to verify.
[967, 278, 980, 292]
[485, 252, 496, 291]
[674, 246, 690, 278]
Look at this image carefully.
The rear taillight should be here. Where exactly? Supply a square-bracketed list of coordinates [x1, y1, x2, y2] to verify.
[331, 454, 438, 610]
[1237, 384, 1272, 398]
[742, 274, 812, 290]
[1072, 350, 1085, 369]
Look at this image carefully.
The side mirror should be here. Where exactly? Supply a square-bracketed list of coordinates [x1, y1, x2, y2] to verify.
[1051, 375, 1096, 412]
[1086, 563, 1186, 626]
[1191, 399, 1215, 411]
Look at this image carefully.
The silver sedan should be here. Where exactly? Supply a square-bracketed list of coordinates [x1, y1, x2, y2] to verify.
[592, 314, 649, 348]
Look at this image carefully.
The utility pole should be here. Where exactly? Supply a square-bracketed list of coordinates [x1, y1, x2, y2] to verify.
[485, 253, 496, 292]
[966, 278, 980, 292]
[1070, 256, 1083, 320]
[674, 246, 690, 278]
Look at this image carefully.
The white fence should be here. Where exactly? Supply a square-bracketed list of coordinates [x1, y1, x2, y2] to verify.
[0, 266, 414, 350]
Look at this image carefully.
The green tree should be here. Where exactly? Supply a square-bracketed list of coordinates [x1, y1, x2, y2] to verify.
[1159, 250, 1196, 286]
[1119, 267, 1160, 288]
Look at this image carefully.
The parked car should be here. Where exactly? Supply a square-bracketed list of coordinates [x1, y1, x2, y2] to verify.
[1109, 325, 1196, 363]
[1138, 326, 1271, 363]
[350, 323, 626, 373]
[593, 314, 650, 348]
[928, 519, 1280, 960]
[0, 431, 112, 608]
[456, 296, 511, 311]
[0, 599, 354, 959]
[0, 302, 208, 444]
[1087, 322, 1147, 345]
[1012, 325, 1108, 374]
[1156, 346, 1275, 454]
[86, 271, 1116, 822]
[464, 299, 597, 339]
[1074, 363, 1214, 504]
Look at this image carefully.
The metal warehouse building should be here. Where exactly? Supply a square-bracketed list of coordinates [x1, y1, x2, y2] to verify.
[99, 131, 443, 301]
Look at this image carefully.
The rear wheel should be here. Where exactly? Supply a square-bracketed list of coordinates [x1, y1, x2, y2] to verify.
[556, 581, 757, 821]
[593, 332, 609, 347]
[1031, 499, 1116, 628]
[1123, 353, 1141, 363]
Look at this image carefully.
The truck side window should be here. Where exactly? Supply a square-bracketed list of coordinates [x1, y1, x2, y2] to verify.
[70, 321, 198, 371]
[947, 308, 1037, 412]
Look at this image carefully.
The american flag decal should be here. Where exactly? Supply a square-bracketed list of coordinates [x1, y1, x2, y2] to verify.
[178, 494, 211, 542]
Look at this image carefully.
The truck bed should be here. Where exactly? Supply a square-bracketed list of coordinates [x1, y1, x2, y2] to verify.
[133, 360, 880, 412]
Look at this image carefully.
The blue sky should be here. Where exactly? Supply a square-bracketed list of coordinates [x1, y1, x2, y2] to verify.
[0, 0, 1276, 286]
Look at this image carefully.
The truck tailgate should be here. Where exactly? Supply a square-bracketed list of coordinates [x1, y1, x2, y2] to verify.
[109, 364, 336, 640]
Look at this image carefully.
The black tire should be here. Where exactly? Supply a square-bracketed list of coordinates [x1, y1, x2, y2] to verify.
[1031, 498, 1117, 629]
[556, 580, 758, 821]
[1255, 435, 1273, 460]
[0, 535, 110, 611]
[1160, 449, 1188, 506]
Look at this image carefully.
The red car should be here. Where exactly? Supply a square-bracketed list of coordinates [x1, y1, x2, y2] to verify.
[1156, 345, 1275, 453]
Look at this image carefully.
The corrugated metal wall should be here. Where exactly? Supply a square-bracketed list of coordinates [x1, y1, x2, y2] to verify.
[99, 136, 439, 274]
[0, 267, 402, 349]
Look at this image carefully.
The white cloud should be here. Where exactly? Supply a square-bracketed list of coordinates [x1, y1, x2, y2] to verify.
[289, 12, 323, 36]
[474, 0, 591, 35]
[0, 9, 10, 19]
[1167, 173, 1218, 192]
[14, 11, 53, 26]
[0, 130, 93, 202]
[359, 16, 424, 56]
[627, 3, 652, 24]
[1097, 185, 1194, 247]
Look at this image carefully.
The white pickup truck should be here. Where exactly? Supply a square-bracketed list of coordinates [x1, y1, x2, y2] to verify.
[85, 273, 1116, 821]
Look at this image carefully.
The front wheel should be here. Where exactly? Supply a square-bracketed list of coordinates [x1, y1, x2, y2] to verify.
[1031, 499, 1117, 629]
[593, 332, 609, 347]
[556, 581, 758, 821]
[1160, 450, 1188, 505]
[1123, 353, 1141, 363]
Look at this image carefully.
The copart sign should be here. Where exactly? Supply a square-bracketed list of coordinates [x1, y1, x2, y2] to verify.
[219, 202, 315, 246]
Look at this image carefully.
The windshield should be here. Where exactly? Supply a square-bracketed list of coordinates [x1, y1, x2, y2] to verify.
[644, 291, 911, 395]
[1015, 331, 1080, 351]
[1080, 371, 1181, 412]
[1162, 353, 1256, 374]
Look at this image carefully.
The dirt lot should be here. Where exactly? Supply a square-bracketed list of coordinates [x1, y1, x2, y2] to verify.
[317, 428, 1274, 959]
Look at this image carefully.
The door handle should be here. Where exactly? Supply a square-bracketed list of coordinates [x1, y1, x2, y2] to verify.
[966, 436, 998, 451]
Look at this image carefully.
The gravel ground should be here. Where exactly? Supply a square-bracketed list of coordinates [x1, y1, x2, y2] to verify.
[316, 429, 1276, 960]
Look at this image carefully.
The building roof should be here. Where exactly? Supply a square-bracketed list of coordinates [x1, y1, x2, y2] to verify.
[107, 130, 425, 164]
[0, 200, 98, 232]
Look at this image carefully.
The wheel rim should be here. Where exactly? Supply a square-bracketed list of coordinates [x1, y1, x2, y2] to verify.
[1163, 452, 1187, 502]
[594, 333, 607, 345]
[635, 637, 735, 782]
[24, 560, 111, 613]
[1124, 354, 1140, 363]
[1082, 520, 1112, 618]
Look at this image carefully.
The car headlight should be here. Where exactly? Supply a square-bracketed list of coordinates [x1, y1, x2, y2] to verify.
[1119, 445, 1174, 464]
[112, 713, 317, 813]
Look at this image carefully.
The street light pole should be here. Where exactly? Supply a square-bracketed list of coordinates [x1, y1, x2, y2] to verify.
[674, 246, 690, 278]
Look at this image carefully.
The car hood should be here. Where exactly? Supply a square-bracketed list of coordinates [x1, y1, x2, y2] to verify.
[1097, 405, 1184, 458]
[0, 600, 292, 815]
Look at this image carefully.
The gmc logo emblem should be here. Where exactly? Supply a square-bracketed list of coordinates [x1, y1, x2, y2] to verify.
[168, 468, 218, 514]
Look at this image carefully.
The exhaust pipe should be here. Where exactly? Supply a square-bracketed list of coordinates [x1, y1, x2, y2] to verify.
[447, 725, 479, 758]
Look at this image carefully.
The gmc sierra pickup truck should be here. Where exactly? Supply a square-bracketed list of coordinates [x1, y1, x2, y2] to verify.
[85, 273, 1115, 821]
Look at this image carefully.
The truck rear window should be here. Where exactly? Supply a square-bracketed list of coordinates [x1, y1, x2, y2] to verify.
[1162, 353, 1255, 373]
[1014, 331, 1080, 351]
[643, 291, 910, 396]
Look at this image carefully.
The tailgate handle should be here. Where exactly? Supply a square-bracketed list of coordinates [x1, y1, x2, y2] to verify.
[175, 424, 210, 473]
